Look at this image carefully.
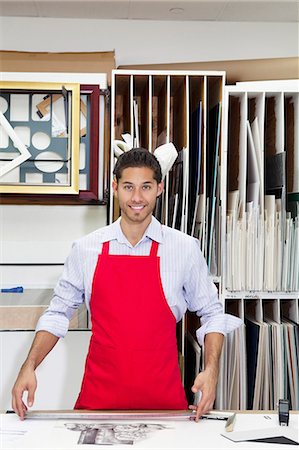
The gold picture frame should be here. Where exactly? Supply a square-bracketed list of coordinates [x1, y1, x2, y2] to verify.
[0, 81, 80, 194]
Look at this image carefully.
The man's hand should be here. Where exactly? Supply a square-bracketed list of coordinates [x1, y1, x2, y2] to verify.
[11, 330, 59, 420]
[11, 362, 37, 420]
[188, 332, 224, 422]
[189, 367, 218, 422]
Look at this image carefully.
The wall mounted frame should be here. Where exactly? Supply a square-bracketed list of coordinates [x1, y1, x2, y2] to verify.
[0, 81, 80, 194]
[0, 72, 109, 204]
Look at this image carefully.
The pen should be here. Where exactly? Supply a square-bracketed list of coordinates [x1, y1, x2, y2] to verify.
[201, 415, 228, 421]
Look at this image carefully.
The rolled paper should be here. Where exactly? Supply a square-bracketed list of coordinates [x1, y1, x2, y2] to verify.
[121, 133, 134, 149]
[154, 142, 178, 179]
[113, 140, 132, 157]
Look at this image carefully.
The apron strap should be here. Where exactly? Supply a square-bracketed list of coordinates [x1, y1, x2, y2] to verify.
[101, 241, 110, 256]
[149, 240, 159, 257]
[102, 240, 159, 257]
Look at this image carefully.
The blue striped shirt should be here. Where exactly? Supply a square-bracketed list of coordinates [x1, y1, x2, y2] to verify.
[36, 216, 242, 345]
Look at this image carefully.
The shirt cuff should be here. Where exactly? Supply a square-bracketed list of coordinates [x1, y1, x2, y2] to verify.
[196, 314, 243, 346]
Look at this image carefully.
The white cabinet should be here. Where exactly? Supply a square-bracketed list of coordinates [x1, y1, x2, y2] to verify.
[0, 330, 91, 411]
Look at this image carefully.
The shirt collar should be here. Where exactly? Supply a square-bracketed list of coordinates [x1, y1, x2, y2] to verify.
[100, 216, 163, 246]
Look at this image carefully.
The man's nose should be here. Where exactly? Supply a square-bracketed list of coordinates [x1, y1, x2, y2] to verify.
[131, 188, 143, 202]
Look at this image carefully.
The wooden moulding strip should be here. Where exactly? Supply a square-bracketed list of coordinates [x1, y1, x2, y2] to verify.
[36, 95, 87, 137]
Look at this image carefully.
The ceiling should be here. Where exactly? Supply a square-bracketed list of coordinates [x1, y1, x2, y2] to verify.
[0, 0, 298, 22]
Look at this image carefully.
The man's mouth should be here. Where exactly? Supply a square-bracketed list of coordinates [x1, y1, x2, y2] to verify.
[130, 205, 144, 211]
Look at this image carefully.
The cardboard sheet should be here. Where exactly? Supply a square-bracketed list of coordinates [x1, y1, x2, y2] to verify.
[119, 57, 299, 84]
[0, 51, 115, 85]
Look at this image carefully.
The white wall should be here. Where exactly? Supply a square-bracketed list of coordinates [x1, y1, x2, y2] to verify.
[1, 205, 107, 264]
[0, 205, 107, 288]
[0, 16, 298, 66]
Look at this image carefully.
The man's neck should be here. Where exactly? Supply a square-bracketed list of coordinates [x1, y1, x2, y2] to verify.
[120, 216, 152, 247]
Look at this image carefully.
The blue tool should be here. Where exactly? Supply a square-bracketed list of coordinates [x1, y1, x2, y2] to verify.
[1, 286, 24, 293]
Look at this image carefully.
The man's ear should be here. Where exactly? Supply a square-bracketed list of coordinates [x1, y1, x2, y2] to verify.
[157, 181, 164, 197]
[112, 179, 118, 197]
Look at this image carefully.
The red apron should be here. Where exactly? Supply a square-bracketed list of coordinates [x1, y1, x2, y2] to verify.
[74, 239, 187, 410]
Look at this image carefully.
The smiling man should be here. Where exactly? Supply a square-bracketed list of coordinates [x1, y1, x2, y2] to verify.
[12, 148, 242, 421]
[113, 165, 163, 240]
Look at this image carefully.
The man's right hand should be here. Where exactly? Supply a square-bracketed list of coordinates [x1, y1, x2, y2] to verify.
[11, 330, 59, 420]
[11, 363, 37, 420]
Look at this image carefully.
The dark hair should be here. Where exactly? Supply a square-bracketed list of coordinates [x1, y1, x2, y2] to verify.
[113, 148, 162, 183]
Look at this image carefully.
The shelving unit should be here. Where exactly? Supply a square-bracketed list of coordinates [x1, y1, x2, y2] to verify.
[110, 70, 225, 273]
[217, 81, 299, 411]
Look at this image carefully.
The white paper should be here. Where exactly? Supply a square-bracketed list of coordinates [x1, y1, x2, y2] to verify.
[0, 111, 32, 178]
[247, 120, 260, 209]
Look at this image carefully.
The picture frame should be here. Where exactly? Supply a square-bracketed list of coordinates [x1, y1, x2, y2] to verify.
[0, 81, 80, 194]
[76, 84, 100, 201]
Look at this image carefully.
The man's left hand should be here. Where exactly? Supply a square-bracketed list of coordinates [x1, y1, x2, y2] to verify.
[189, 368, 218, 422]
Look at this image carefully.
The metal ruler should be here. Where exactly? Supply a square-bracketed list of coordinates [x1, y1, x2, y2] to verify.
[25, 410, 194, 421]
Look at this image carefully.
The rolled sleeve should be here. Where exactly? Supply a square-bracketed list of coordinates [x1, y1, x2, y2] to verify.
[196, 313, 243, 346]
[36, 241, 85, 338]
[184, 239, 243, 346]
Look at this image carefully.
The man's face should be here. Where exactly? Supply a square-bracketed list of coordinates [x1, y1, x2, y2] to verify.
[112, 166, 163, 226]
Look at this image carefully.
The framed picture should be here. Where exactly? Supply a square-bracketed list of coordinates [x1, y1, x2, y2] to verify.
[0, 81, 80, 194]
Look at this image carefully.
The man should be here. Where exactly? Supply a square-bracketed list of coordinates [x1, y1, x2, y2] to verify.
[12, 148, 242, 421]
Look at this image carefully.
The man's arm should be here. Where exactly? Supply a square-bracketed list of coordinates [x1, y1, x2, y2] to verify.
[11, 331, 59, 420]
[190, 332, 224, 422]
[183, 239, 242, 421]
[11, 240, 86, 420]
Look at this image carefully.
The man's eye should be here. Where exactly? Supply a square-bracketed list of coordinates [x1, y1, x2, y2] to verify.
[123, 185, 133, 191]
[143, 185, 151, 190]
